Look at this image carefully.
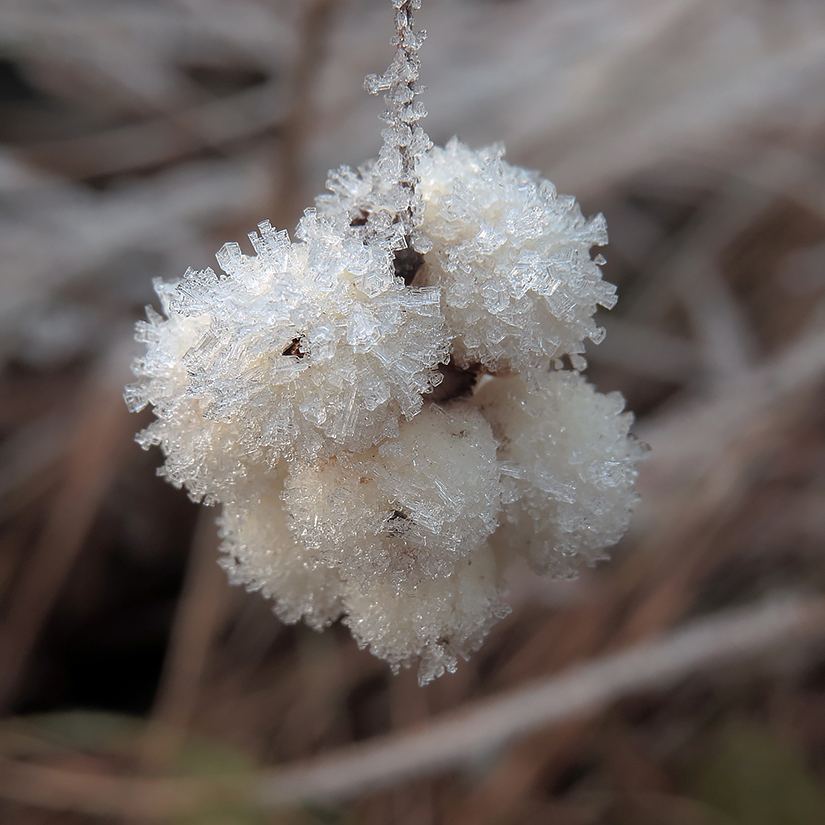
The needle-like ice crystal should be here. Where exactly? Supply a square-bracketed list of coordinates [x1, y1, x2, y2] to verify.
[284, 402, 501, 587]
[127, 0, 644, 684]
[417, 139, 614, 383]
[473, 373, 646, 579]
[128, 212, 449, 505]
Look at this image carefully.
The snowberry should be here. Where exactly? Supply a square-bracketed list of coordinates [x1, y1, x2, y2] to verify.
[127, 0, 643, 684]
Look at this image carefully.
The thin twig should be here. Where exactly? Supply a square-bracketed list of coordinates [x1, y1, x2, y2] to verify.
[0, 345, 133, 712]
[636, 327, 825, 509]
[192, 594, 825, 804]
[138, 510, 226, 771]
[19, 80, 284, 179]
[271, 0, 340, 230]
[0, 595, 822, 817]
[0, 158, 265, 328]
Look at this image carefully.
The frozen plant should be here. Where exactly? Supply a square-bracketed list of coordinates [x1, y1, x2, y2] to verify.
[127, 0, 645, 685]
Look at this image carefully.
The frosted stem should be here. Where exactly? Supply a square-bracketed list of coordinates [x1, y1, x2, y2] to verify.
[364, 0, 429, 239]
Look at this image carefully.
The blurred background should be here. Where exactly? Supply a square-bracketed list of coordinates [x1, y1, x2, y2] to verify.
[2, 0, 825, 822]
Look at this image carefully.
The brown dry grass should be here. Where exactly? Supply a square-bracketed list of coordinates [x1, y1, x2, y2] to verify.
[2, 1, 825, 822]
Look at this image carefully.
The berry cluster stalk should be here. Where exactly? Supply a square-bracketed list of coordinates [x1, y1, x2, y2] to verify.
[364, 0, 430, 245]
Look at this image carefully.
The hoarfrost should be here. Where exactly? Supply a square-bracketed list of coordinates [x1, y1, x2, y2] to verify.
[417, 139, 614, 385]
[128, 0, 643, 684]
[474, 373, 646, 579]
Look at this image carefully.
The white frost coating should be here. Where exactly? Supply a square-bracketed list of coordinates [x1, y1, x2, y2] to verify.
[285, 403, 502, 588]
[127, 210, 449, 502]
[127, 0, 644, 684]
[473, 373, 646, 579]
[343, 547, 510, 684]
[126, 280, 256, 505]
[417, 138, 614, 382]
[218, 466, 344, 631]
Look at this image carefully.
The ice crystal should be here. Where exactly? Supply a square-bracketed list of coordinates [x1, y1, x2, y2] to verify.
[285, 402, 501, 587]
[416, 139, 613, 384]
[128, 212, 449, 503]
[218, 465, 344, 631]
[344, 548, 509, 684]
[127, 0, 644, 684]
[473, 373, 646, 579]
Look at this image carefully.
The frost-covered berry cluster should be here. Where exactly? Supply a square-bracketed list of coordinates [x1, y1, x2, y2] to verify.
[127, 0, 644, 684]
